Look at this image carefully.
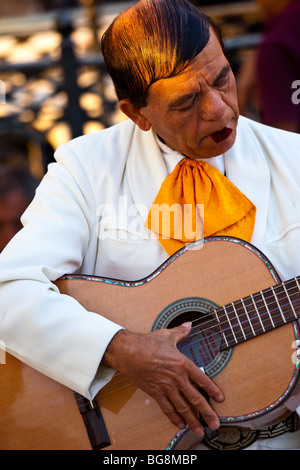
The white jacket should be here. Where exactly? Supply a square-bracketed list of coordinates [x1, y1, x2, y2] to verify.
[1, 116, 300, 400]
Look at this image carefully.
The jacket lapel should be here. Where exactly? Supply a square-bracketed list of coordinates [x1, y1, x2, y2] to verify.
[126, 125, 168, 220]
[224, 116, 271, 249]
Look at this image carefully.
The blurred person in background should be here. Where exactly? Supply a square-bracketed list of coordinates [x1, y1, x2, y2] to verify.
[0, 166, 39, 252]
[0, 0, 78, 17]
[0, 0, 43, 17]
[0, 131, 42, 252]
[237, 0, 300, 132]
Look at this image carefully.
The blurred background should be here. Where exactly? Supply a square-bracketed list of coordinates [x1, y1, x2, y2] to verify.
[0, 0, 299, 250]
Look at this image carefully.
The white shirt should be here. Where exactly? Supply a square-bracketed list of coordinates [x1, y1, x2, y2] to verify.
[157, 134, 226, 175]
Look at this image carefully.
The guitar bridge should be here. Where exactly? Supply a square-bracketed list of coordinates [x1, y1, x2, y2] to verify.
[74, 392, 111, 449]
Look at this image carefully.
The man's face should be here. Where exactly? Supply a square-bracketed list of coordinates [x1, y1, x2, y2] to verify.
[139, 31, 239, 160]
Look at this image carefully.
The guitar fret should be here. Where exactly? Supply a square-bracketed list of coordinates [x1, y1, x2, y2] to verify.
[250, 294, 265, 332]
[257, 291, 273, 330]
[275, 282, 299, 323]
[231, 302, 247, 341]
[223, 305, 238, 345]
[241, 298, 256, 337]
[225, 303, 246, 344]
[215, 275, 300, 352]
[250, 291, 273, 331]
[271, 281, 300, 324]
[260, 290, 275, 328]
[282, 283, 297, 319]
[231, 299, 255, 340]
[290, 278, 300, 319]
[271, 286, 287, 324]
[214, 309, 229, 349]
[242, 296, 264, 336]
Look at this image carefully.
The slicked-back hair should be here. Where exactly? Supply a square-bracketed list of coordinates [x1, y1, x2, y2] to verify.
[101, 0, 225, 108]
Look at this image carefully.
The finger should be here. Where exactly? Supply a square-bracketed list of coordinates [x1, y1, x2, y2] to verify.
[176, 403, 205, 437]
[189, 386, 221, 431]
[167, 389, 207, 437]
[169, 322, 192, 344]
[155, 386, 206, 437]
[177, 380, 220, 432]
[156, 394, 187, 431]
[159, 389, 204, 437]
[188, 363, 224, 403]
[170, 323, 224, 403]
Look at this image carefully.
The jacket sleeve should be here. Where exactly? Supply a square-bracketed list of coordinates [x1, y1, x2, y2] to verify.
[0, 144, 122, 399]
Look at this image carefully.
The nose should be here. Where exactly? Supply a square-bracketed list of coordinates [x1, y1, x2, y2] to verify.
[199, 89, 226, 121]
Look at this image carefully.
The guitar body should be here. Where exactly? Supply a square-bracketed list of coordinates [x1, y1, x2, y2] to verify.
[1, 237, 300, 450]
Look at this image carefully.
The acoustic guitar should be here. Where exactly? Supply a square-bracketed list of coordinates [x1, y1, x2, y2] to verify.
[1, 237, 300, 450]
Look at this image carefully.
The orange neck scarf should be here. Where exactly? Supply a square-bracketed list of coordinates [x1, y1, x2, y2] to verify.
[145, 158, 256, 256]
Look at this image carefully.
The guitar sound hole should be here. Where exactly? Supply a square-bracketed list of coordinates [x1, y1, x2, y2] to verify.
[169, 311, 222, 370]
[152, 297, 233, 377]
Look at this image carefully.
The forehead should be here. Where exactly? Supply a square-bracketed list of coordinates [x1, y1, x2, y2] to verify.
[147, 32, 227, 105]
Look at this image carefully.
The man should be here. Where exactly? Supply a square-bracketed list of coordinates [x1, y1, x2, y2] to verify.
[1, 0, 300, 450]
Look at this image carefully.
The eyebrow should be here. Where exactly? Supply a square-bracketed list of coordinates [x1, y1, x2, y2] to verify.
[168, 63, 231, 110]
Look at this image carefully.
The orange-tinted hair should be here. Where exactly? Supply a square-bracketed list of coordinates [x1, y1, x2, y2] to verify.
[101, 0, 224, 107]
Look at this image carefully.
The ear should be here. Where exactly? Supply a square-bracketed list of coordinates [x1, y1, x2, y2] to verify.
[119, 99, 151, 131]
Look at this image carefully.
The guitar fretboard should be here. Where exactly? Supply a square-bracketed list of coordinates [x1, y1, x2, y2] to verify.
[215, 276, 300, 350]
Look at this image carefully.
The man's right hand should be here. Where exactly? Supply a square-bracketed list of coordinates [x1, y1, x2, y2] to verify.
[102, 322, 224, 437]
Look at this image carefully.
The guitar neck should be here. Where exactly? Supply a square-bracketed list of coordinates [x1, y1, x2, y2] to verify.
[216, 276, 300, 350]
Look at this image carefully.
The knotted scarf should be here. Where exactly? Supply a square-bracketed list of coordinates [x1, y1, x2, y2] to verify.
[145, 158, 256, 255]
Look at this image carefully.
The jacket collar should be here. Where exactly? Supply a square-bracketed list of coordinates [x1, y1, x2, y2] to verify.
[126, 125, 168, 218]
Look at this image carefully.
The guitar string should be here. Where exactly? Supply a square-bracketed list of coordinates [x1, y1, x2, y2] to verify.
[190, 295, 298, 337]
[184, 295, 300, 347]
[98, 288, 300, 399]
[171, 284, 300, 347]
[100, 283, 300, 385]
[99, 315, 299, 399]
[95, 281, 300, 399]
[185, 279, 300, 339]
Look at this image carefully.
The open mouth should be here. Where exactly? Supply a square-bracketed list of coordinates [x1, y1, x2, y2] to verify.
[211, 127, 233, 143]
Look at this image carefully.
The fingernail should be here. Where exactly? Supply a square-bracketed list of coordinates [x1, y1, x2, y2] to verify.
[194, 427, 204, 437]
[182, 322, 192, 328]
[210, 420, 220, 430]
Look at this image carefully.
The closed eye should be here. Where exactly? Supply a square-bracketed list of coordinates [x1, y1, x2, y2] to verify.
[213, 65, 231, 88]
[175, 94, 197, 112]
[214, 75, 229, 88]
[169, 92, 196, 111]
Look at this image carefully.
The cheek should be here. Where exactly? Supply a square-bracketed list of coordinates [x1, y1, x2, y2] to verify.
[158, 115, 188, 141]
[226, 80, 239, 110]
